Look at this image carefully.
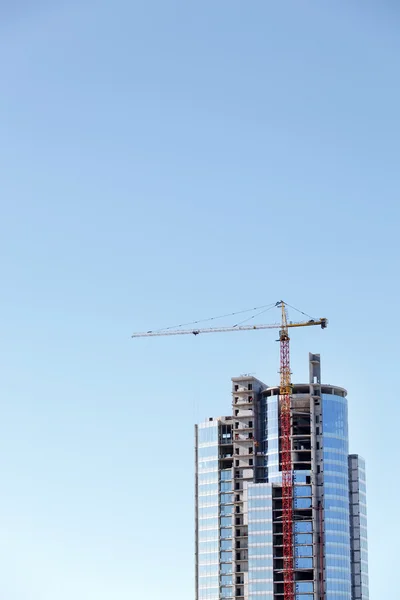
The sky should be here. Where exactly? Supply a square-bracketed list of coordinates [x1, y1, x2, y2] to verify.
[0, 1, 399, 598]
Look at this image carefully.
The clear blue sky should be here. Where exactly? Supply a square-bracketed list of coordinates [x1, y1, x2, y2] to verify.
[1, 1, 398, 598]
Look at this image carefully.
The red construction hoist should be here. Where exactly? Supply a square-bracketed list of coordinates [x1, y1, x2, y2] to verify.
[131, 301, 328, 600]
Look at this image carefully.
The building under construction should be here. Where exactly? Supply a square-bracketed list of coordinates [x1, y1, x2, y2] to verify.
[194, 354, 369, 600]
[131, 300, 369, 600]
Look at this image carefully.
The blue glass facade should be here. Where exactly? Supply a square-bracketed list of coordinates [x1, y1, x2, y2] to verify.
[265, 395, 280, 484]
[197, 421, 220, 600]
[322, 393, 352, 600]
[247, 483, 274, 599]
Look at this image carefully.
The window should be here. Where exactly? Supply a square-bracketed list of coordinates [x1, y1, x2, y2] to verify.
[248, 396, 253, 402]
[249, 447, 253, 454]
[249, 433, 253, 439]
[249, 421, 253, 428]
[248, 383, 252, 391]
[221, 528, 232, 539]
[249, 459, 253, 466]
[316, 427, 320, 435]
[235, 460, 239, 467]
[235, 448, 239, 455]
[234, 385, 239, 391]
[221, 551, 232, 562]
[235, 410, 239, 416]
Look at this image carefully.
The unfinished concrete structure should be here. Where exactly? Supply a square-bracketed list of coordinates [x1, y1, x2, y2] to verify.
[195, 354, 369, 600]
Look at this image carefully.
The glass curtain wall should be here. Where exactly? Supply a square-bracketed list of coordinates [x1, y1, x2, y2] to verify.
[322, 393, 352, 600]
[247, 483, 274, 599]
[197, 421, 220, 600]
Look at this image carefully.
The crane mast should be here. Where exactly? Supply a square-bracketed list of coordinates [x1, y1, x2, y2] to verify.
[279, 302, 294, 600]
[131, 301, 328, 600]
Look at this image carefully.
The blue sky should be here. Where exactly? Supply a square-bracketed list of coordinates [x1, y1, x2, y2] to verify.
[1, 1, 399, 598]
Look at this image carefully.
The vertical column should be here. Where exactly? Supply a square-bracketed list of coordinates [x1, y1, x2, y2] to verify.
[232, 377, 256, 600]
[349, 455, 369, 600]
[310, 353, 323, 600]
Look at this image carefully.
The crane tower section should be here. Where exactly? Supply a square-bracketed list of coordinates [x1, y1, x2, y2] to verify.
[279, 303, 294, 600]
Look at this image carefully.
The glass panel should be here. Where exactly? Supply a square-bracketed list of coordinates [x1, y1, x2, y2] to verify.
[295, 533, 313, 545]
[294, 486, 312, 497]
[295, 545, 312, 557]
[294, 521, 312, 533]
[295, 557, 313, 569]
[220, 551, 232, 562]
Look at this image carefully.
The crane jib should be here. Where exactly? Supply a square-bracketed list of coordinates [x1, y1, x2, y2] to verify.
[131, 318, 328, 338]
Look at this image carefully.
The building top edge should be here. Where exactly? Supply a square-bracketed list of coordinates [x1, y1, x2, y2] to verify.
[231, 376, 267, 385]
[262, 383, 348, 396]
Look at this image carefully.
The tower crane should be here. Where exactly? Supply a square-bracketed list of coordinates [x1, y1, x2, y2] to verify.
[132, 301, 327, 600]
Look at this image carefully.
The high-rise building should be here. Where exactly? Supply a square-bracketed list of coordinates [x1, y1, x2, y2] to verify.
[195, 353, 369, 600]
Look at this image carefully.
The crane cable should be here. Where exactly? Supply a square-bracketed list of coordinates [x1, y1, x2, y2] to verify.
[150, 302, 277, 333]
[233, 304, 276, 327]
[148, 301, 317, 334]
[284, 302, 315, 321]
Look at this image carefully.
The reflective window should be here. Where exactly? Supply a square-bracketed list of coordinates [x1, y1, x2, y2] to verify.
[248, 557, 273, 569]
[295, 557, 313, 569]
[295, 533, 312, 545]
[294, 521, 312, 533]
[198, 424, 218, 444]
[198, 446, 219, 459]
[249, 581, 273, 593]
[294, 545, 312, 557]
[220, 539, 232, 551]
[294, 486, 311, 497]
[220, 493, 233, 504]
[295, 582, 313, 593]
[220, 551, 232, 562]
[220, 527, 232, 539]
[220, 481, 233, 492]
[294, 497, 312, 509]
[221, 586, 233, 598]
[221, 563, 232, 574]
[220, 505, 233, 516]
